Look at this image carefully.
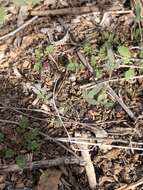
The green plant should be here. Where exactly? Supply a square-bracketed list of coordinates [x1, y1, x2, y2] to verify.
[24, 128, 40, 151]
[34, 48, 43, 71]
[17, 117, 40, 151]
[0, 7, 7, 25]
[82, 85, 113, 108]
[16, 155, 27, 169]
[67, 61, 84, 72]
[31, 84, 52, 100]
[4, 148, 15, 158]
[82, 84, 102, 105]
[83, 43, 95, 55]
[45, 45, 55, 55]
[118, 45, 131, 64]
[103, 43, 116, 79]
[125, 68, 135, 80]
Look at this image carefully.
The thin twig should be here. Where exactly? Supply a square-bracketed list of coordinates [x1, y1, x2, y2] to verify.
[117, 178, 143, 190]
[58, 139, 143, 151]
[80, 75, 143, 89]
[30, 6, 132, 16]
[52, 78, 71, 140]
[0, 16, 38, 41]
[106, 84, 136, 120]
[0, 156, 85, 173]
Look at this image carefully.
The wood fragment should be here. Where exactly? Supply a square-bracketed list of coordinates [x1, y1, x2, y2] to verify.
[75, 132, 97, 190]
[0, 157, 85, 173]
[30, 6, 132, 17]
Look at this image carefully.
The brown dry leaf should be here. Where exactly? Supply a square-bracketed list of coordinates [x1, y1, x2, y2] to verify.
[37, 169, 62, 190]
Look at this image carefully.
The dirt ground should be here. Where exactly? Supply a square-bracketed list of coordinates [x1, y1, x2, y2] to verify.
[0, 0, 143, 190]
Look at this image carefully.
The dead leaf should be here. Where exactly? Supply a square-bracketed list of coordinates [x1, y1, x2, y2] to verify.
[37, 169, 62, 190]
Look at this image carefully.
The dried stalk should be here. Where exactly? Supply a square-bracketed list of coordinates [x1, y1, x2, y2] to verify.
[0, 157, 85, 173]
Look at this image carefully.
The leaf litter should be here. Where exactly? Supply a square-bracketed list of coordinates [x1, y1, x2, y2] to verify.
[0, 0, 143, 190]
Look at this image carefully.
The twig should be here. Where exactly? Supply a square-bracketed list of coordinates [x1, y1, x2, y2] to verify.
[0, 16, 38, 41]
[57, 138, 143, 151]
[30, 6, 132, 16]
[106, 84, 136, 120]
[117, 178, 143, 190]
[80, 75, 143, 89]
[0, 156, 85, 173]
[52, 78, 71, 140]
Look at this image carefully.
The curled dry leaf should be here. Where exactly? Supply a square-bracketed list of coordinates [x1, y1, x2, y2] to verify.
[37, 169, 62, 190]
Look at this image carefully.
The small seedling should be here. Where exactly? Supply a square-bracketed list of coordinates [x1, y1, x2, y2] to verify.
[18, 117, 40, 151]
[16, 155, 27, 169]
[45, 45, 55, 55]
[24, 128, 40, 151]
[83, 43, 94, 55]
[67, 61, 84, 72]
[0, 7, 7, 25]
[34, 48, 43, 72]
[31, 84, 52, 101]
[4, 148, 15, 159]
[125, 68, 135, 80]
[118, 45, 131, 64]
[82, 84, 103, 105]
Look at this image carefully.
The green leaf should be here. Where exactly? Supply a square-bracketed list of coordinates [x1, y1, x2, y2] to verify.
[91, 55, 97, 67]
[19, 117, 28, 129]
[118, 46, 131, 64]
[125, 68, 135, 80]
[83, 43, 93, 55]
[27, 140, 39, 151]
[118, 46, 130, 57]
[45, 45, 54, 55]
[34, 61, 42, 71]
[82, 84, 103, 105]
[16, 155, 27, 169]
[67, 61, 80, 72]
[0, 7, 7, 24]
[95, 68, 102, 79]
[5, 148, 15, 158]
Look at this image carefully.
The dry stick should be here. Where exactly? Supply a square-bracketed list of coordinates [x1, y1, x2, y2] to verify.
[0, 16, 38, 41]
[117, 178, 143, 190]
[30, 6, 132, 16]
[106, 85, 136, 120]
[75, 132, 97, 190]
[80, 75, 143, 90]
[0, 157, 84, 173]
